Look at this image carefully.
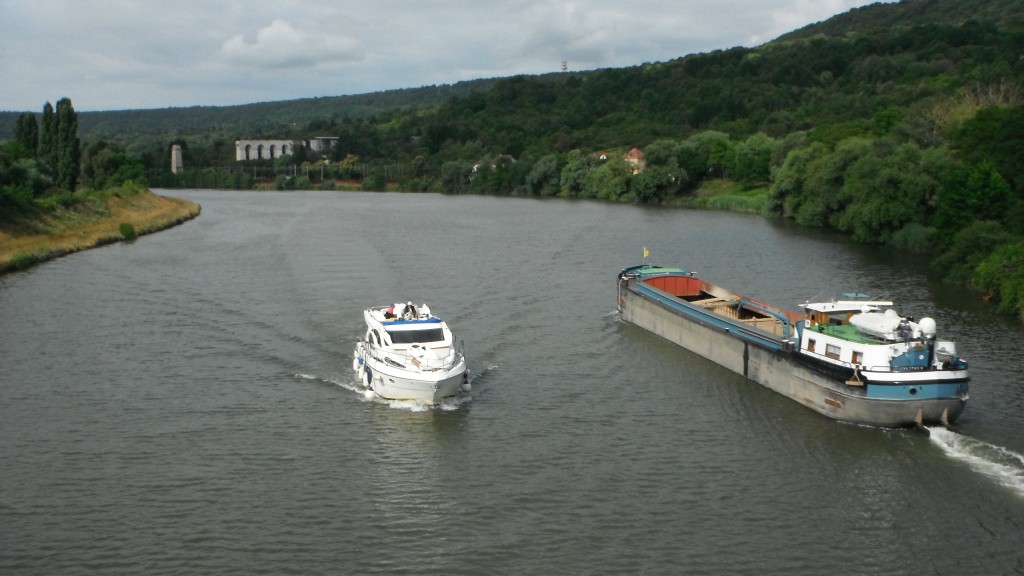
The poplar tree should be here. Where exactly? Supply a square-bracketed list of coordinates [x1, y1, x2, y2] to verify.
[13, 113, 39, 156]
[39, 101, 56, 169]
[54, 98, 80, 191]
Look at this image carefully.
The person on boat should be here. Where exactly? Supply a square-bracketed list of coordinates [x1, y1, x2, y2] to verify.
[384, 304, 397, 319]
[402, 301, 417, 320]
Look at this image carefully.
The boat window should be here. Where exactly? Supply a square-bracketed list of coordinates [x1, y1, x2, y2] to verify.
[826, 344, 841, 360]
[852, 351, 863, 365]
[807, 338, 817, 352]
[386, 328, 445, 344]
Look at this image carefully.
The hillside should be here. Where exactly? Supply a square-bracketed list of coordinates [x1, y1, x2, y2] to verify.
[5, 0, 1021, 155]
[779, 0, 1024, 41]
[0, 78, 501, 143]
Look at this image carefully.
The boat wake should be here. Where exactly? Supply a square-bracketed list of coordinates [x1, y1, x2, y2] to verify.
[927, 427, 1024, 498]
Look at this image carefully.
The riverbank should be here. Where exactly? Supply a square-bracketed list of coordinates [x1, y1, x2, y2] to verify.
[0, 187, 200, 273]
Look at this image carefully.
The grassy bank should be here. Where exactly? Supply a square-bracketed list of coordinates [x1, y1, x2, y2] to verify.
[669, 179, 771, 214]
[0, 186, 200, 273]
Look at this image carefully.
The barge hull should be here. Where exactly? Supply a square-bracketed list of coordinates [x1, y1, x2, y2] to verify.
[619, 281, 965, 427]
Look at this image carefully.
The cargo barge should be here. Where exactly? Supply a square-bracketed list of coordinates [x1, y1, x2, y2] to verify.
[617, 264, 970, 427]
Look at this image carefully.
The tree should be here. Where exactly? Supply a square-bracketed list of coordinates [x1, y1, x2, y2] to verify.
[933, 160, 1012, 244]
[441, 161, 472, 194]
[950, 104, 1024, 198]
[586, 156, 633, 201]
[54, 98, 80, 191]
[0, 142, 52, 208]
[732, 133, 779, 187]
[973, 240, 1024, 317]
[526, 154, 561, 196]
[13, 113, 39, 157]
[834, 142, 937, 243]
[558, 150, 594, 198]
[80, 140, 147, 189]
[39, 101, 56, 170]
[676, 140, 707, 186]
[688, 131, 734, 178]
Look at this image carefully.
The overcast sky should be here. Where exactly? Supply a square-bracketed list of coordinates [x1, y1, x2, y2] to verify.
[0, 1, 893, 112]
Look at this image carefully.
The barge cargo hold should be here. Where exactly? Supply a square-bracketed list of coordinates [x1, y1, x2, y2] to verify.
[616, 264, 969, 427]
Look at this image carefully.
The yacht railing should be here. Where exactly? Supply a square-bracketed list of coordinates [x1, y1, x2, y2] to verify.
[374, 340, 464, 373]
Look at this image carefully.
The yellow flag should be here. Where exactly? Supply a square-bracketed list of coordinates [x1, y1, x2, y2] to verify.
[643, 246, 650, 258]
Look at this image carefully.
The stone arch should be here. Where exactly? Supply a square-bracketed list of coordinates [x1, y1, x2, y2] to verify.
[235, 139, 300, 161]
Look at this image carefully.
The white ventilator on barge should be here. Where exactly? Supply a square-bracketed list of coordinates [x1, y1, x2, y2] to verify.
[617, 264, 969, 427]
[353, 302, 469, 404]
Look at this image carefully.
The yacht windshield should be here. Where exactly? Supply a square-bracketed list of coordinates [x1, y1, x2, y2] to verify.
[386, 328, 445, 344]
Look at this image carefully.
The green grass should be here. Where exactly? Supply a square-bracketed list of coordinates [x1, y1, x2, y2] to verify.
[673, 179, 771, 215]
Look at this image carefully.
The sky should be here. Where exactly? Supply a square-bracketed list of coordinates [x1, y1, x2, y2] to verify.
[0, 0, 894, 112]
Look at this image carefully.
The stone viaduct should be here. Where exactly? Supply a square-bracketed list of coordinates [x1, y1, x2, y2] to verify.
[234, 140, 296, 161]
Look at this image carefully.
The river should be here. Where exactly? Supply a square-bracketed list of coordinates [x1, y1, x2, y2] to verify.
[1, 190, 1022, 575]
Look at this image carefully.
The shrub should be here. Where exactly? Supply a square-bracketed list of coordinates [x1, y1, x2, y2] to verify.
[10, 251, 44, 270]
[119, 222, 137, 240]
[0, 184, 34, 210]
[973, 240, 1024, 317]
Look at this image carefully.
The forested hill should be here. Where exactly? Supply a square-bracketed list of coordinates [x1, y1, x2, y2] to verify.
[3, 0, 1022, 147]
[779, 0, 1024, 40]
[0, 78, 500, 141]
[383, 0, 1024, 160]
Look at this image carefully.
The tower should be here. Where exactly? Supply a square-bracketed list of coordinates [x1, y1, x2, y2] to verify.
[171, 144, 183, 174]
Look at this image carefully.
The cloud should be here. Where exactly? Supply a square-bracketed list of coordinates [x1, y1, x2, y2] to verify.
[0, 0, 896, 111]
[220, 19, 364, 69]
[747, 0, 875, 45]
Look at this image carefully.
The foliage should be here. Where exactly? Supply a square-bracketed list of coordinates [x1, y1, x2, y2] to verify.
[13, 113, 38, 156]
[54, 98, 80, 191]
[119, 222, 137, 240]
[933, 159, 1013, 244]
[930, 220, 1016, 284]
[39, 102, 56, 170]
[0, 141, 53, 212]
[732, 133, 779, 187]
[973, 240, 1024, 317]
[525, 154, 561, 196]
[80, 140, 147, 189]
[361, 169, 386, 192]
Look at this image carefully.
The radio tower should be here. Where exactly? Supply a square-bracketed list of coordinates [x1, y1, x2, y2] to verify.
[561, 60, 568, 72]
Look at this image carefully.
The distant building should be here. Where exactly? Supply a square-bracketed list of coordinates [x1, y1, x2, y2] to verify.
[235, 140, 296, 161]
[593, 148, 645, 173]
[309, 137, 339, 154]
[624, 147, 645, 174]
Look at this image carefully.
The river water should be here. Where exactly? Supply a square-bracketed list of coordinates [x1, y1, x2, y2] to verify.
[2, 190, 1022, 575]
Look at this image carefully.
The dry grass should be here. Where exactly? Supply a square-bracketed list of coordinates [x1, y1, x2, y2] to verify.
[0, 189, 200, 273]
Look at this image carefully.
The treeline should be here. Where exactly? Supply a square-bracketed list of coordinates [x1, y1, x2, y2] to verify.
[1, 98, 149, 212]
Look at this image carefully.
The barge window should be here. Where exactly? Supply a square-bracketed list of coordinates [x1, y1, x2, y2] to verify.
[852, 351, 863, 365]
[386, 328, 445, 344]
[807, 338, 817, 353]
[826, 344, 841, 360]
